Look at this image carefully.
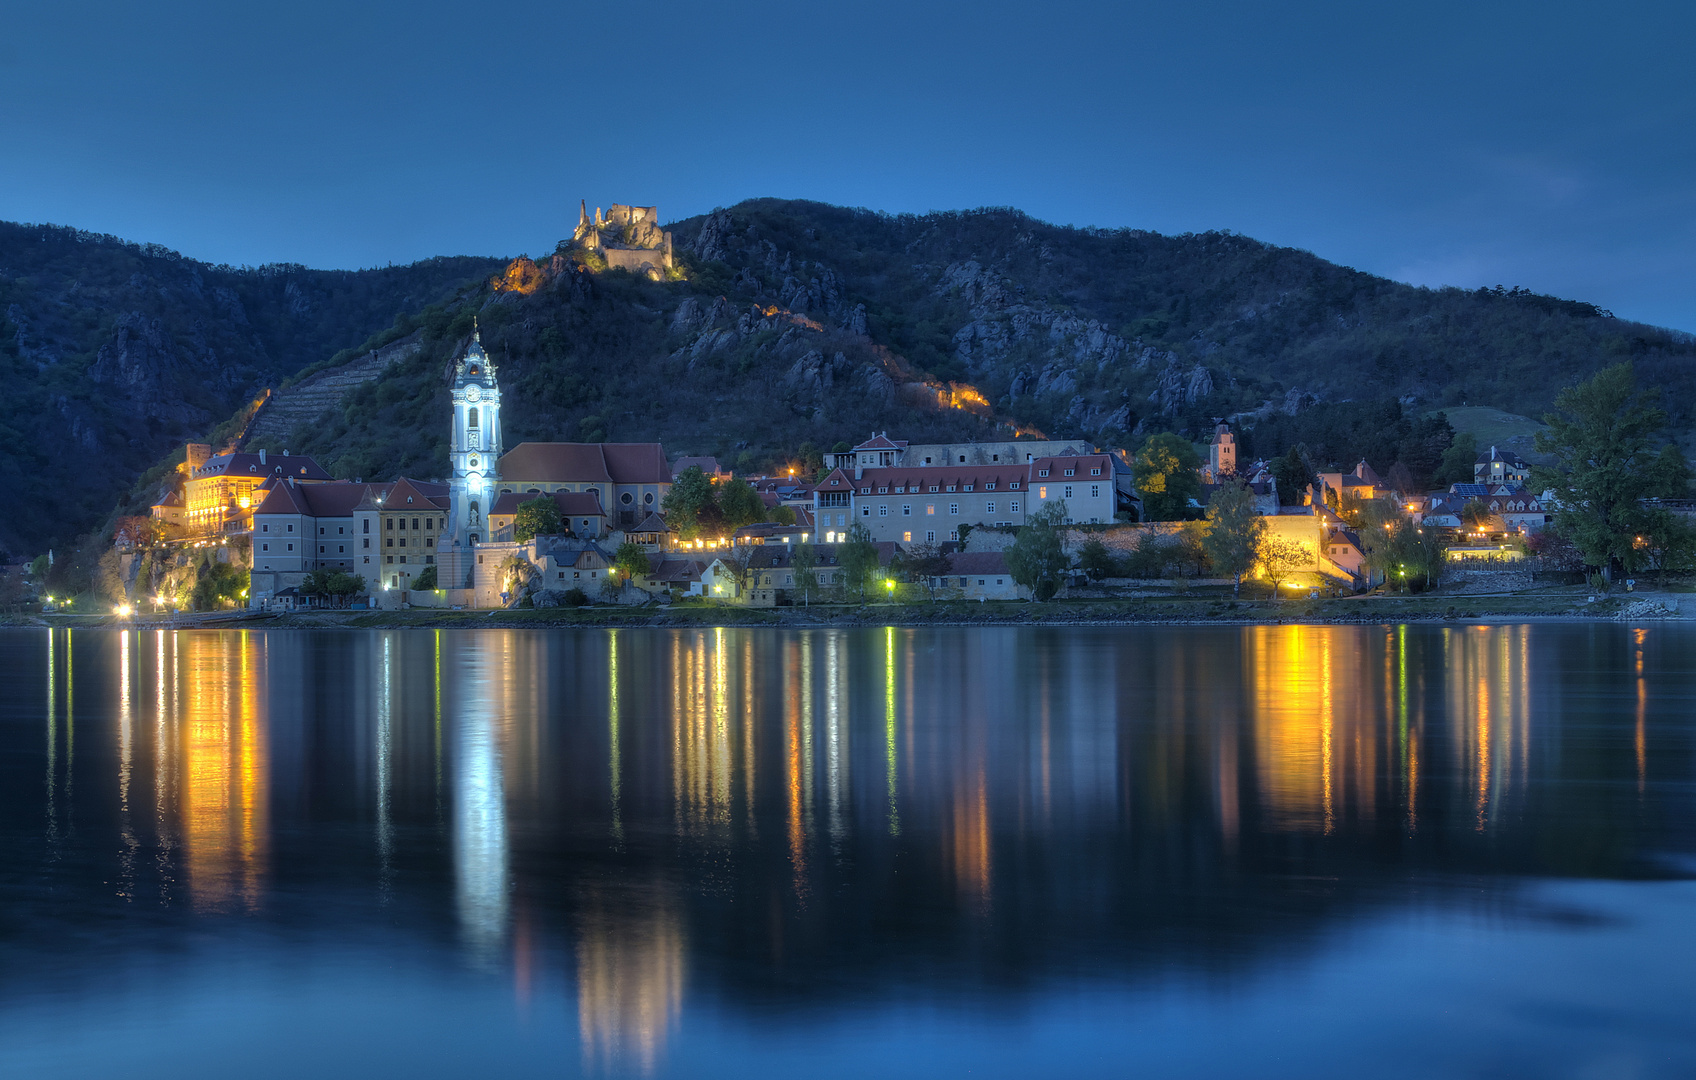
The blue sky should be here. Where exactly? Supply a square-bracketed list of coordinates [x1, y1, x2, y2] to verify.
[4, 0, 1693, 329]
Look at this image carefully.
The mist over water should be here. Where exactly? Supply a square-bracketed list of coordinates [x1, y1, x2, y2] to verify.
[1, 625, 1693, 1078]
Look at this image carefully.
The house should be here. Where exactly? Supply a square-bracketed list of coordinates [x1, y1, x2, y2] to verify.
[250, 478, 397, 606]
[928, 550, 1028, 600]
[734, 543, 850, 605]
[354, 477, 453, 599]
[827, 431, 1095, 472]
[817, 451, 1120, 544]
[625, 512, 671, 550]
[672, 455, 731, 482]
[486, 488, 608, 541]
[1475, 445, 1531, 487]
[636, 554, 710, 597]
[164, 443, 333, 538]
[1316, 459, 1386, 507]
[496, 442, 672, 529]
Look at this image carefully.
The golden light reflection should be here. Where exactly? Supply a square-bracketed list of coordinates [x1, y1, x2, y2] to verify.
[1635, 628, 1648, 795]
[884, 626, 900, 836]
[1443, 625, 1531, 835]
[671, 631, 739, 834]
[179, 631, 268, 911]
[576, 895, 685, 1076]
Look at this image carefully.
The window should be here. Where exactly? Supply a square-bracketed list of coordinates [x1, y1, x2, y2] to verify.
[386, 555, 393, 564]
[339, 545, 345, 553]
[399, 538, 406, 548]
[1064, 486, 1073, 499]
[283, 542, 292, 551]
[1039, 487, 1048, 499]
[1010, 481, 1020, 489]
[645, 492, 655, 505]
[318, 527, 325, 535]
[1064, 469, 1075, 477]
[1091, 485, 1100, 499]
[338, 526, 345, 534]
[363, 556, 370, 564]
[363, 520, 369, 534]
[261, 524, 269, 533]
[386, 519, 394, 531]
[1039, 469, 1049, 477]
[878, 487, 888, 494]
[963, 485, 973, 492]
[879, 505, 889, 517]
[986, 501, 997, 514]
[837, 513, 846, 526]
[286, 523, 294, 532]
[363, 539, 369, 549]
[862, 506, 871, 516]
[985, 483, 996, 491]
[926, 530, 936, 542]
[621, 492, 633, 505]
[411, 518, 419, 530]
[426, 538, 433, 548]
[1091, 468, 1102, 476]
[949, 503, 959, 515]
[558, 571, 566, 579]
[399, 556, 408, 564]
[903, 531, 911, 542]
[261, 543, 269, 552]
[468, 407, 479, 428]
[926, 504, 935, 516]
[861, 487, 871, 494]
[319, 545, 326, 553]
[902, 505, 911, 516]
[386, 538, 394, 547]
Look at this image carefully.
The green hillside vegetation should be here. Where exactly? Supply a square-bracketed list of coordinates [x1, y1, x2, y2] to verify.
[1441, 406, 1548, 457]
[0, 220, 503, 554]
[20, 198, 1696, 565]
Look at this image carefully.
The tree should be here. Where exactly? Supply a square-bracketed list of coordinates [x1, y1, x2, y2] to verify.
[717, 477, 766, 530]
[1433, 431, 1479, 487]
[904, 542, 953, 599]
[1201, 481, 1266, 597]
[1175, 520, 1212, 577]
[790, 539, 820, 605]
[1256, 535, 1311, 597]
[1534, 363, 1694, 581]
[412, 565, 438, 590]
[1459, 498, 1494, 532]
[611, 541, 650, 599]
[1005, 502, 1070, 600]
[1270, 445, 1315, 506]
[663, 466, 718, 541]
[513, 496, 563, 542]
[1077, 537, 1118, 580]
[839, 522, 881, 600]
[190, 559, 246, 610]
[771, 505, 797, 526]
[1131, 433, 1203, 520]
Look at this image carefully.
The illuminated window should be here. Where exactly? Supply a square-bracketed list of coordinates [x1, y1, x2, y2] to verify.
[903, 531, 911, 542]
[926, 504, 935, 515]
[1039, 487, 1047, 499]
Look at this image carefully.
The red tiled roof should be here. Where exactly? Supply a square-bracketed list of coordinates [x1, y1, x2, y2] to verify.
[488, 489, 606, 518]
[500, 442, 671, 485]
[853, 433, 906, 451]
[253, 483, 307, 516]
[298, 482, 383, 517]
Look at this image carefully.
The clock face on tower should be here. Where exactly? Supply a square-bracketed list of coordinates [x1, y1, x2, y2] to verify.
[466, 386, 481, 402]
[469, 457, 479, 469]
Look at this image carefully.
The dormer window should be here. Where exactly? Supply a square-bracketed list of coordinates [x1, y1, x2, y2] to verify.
[1039, 469, 1050, 477]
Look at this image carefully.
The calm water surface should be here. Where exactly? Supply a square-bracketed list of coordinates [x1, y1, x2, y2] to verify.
[2, 624, 1694, 1078]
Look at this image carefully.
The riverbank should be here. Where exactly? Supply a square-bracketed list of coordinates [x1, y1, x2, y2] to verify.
[8, 584, 1691, 630]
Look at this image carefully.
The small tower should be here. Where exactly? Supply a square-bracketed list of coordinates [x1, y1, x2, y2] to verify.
[1207, 419, 1236, 481]
[443, 321, 502, 587]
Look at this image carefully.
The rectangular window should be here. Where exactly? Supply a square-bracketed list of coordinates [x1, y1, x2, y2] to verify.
[1091, 485, 1100, 498]
[862, 506, 871, 516]
[319, 546, 326, 554]
[986, 501, 996, 514]
[338, 526, 345, 534]
[261, 543, 269, 552]
[1039, 486, 1048, 499]
[286, 523, 294, 532]
[1039, 469, 1049, 477]
[926, 504, 935, 516]
[926, 530, 936, 542]
[1091, 468, 1102, 476]
[386, 538, 393, 547]
[363, 539, 369, 549]
[426, 538, 434, 548]
[1064, 486, 1073, 499]
[902, 505, 911, 516]
[949, 503, 959, 515]
[903, 531, 912, 542]
[861, 488, 870, 495]
[411, 518, 419, 530]
[1064, 469, 1074, 477]
[985, 482, 995, 491]
[363, 556, 370, 564]
[879, 505, 889, 517]
[1010, 501, 1021, 513]
[386, 555, 393, 564]
[286, 543, 294, 551]
[386, 519, 393, 531]
[339, 545, 345, 553]
[363, 520, 370, 534]
[261, 524, 268, 533]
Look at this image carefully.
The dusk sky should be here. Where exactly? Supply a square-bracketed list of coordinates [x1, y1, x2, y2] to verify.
[4, 0, 1693, 328]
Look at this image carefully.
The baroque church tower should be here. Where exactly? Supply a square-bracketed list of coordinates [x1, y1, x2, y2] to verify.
[443, 322, 502, 587]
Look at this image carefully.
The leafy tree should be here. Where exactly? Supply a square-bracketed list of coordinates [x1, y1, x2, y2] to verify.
[412, 565, 438, 590]
[513, 496, 563, 542]
[663, 466, 718, 541]
[904, 542, 953, 598]
[1005, 502, 1070, 601]
[771, 505, 798, 526]
[790, 539, 821, 605]
[190, 560, 246, 610]
[838, 522, 881, 600]
[1270, 445, 1315, 506]
[301, 568, 369, 607]
[611, 541, 650, 597]
[717, 477, 766, 530]
[1175, 520, 1212, 577]
[1256, 535, 1310, 597]
[1534, 363, 1694, 580]
[1433, 431, 1479, 488]
[1201, 481, 1266, 598]
[1459, 498, 1494, 531]
[1132, 433, 1202, 521]
[1077, 537, 1118, 580]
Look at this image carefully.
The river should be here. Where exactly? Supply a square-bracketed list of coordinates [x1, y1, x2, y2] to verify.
[1, 625, 1693, 1077]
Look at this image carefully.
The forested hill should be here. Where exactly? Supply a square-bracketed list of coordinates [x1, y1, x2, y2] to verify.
[0, 220, 503, 553]
[16, 199, 1696, 555]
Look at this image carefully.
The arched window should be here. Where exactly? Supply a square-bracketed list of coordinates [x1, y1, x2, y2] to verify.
[468, 407, 479, 429]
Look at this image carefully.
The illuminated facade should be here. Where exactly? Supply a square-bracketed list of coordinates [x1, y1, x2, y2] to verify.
[161, 442, 333, 537]
[441, 328, 503, 590]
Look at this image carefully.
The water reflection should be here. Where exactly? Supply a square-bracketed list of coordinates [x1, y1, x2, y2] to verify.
[4, 624, 1695, 1077]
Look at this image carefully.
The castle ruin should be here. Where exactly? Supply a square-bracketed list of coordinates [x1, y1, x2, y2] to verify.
[572, 201, 674, 276]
